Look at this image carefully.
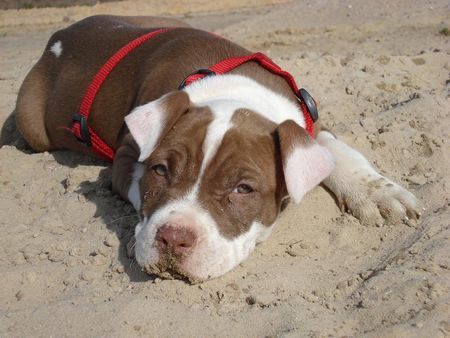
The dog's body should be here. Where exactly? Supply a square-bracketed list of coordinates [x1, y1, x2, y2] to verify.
[16, 16, 420, 281]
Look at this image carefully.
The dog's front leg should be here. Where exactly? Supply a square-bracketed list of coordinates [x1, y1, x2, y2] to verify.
[316, 129, 421, 226]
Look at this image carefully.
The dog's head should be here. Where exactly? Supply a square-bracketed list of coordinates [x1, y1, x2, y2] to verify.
[124, 81, 334, 282]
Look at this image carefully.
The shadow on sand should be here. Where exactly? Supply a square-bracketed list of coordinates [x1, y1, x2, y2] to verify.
[1, 110, 151, 282]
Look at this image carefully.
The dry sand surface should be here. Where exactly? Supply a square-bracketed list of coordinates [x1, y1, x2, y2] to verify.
[1, 0, 449, 336]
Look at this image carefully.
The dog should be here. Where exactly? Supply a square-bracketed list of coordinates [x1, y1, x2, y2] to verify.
[15, 15, 420, 282]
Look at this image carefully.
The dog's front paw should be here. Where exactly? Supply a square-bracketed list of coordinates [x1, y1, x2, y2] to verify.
[317, 130, 421, 226]
[327, 171, 421, 226]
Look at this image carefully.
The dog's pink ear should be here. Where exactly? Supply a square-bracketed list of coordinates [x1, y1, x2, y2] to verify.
[125, 91, 189, 162]
[277, 120, 335, 203]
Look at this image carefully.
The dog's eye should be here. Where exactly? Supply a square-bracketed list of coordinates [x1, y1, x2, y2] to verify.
[234, 183, 253, 194]
[152, 164, 168, 177]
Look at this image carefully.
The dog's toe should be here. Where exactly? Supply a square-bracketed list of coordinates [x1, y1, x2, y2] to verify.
[374, 180, 420, 224]
[394, 188, 421, 220]
[329, 174, 420, 226]
[347, 196, 384, 227]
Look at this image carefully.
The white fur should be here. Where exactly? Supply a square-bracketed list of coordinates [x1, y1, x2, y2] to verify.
[124, 96, 166, 162]
[50, 40, 63, 57]
[134, 199, 273, 280]
[127, 74, 303, 163]
[132, 74, 314, 279]
[186, 100, 237, 200]
[183, 74, 305, 128]
[316, 131, 382, 186]
[184, 74, 334, 205]
[317, 130, 419, 225]
[128, 163, 144, 210]
[134, 94, 281, 279]
[128, 74, 419, 278]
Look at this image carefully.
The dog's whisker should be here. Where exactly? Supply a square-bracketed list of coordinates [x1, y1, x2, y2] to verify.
[107, 215, 138, 225]
[129, 258, 137, 269]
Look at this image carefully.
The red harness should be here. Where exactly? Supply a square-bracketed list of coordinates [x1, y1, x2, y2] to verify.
[70, 28, 317, 162]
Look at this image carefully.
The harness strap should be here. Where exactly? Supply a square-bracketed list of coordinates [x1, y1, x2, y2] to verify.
[179, 52, 315, 137]
[70, 29, 316, 162]
[70, 28, 173, 161]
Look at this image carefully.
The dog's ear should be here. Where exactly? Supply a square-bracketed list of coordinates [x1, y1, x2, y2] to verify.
[276, 120, 335, 203]
[125, 91, 190, 162]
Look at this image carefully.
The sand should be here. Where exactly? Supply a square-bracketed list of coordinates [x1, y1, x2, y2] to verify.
[0, 0, 449, 336]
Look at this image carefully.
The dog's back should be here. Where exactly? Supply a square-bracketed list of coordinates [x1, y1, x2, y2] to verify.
[15, 15, 206, 154]
[15, 16, 188, 152]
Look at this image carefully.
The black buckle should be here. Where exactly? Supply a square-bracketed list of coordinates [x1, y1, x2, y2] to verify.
[72, 113, 92, 147]
[298, 88, 319, 122]
[178, 69, 216, 90]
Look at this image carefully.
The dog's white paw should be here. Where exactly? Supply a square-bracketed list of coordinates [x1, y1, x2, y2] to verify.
[317, 130, 421, 226]
[328, 171, 421, 226]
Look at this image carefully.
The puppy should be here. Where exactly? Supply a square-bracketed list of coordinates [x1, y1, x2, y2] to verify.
[15, 15, 420, 282]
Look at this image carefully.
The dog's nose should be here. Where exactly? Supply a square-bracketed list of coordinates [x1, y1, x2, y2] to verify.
[155, 225, 197, 256]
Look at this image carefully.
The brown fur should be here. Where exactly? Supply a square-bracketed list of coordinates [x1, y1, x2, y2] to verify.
[15, 57, 53, 151]
[135, 107, 289, 239]
[197, 110, 286, 238]
[16, 15, 315, 239]
[16, 15, 303, 156]
[113, 90, 192, 201]
[139, 106, 213, 216]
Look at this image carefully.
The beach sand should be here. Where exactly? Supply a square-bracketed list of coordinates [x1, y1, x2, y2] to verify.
[0, 0, 449, 336]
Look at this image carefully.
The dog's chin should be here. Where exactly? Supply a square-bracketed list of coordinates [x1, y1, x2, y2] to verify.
[143, 261, 207, 284]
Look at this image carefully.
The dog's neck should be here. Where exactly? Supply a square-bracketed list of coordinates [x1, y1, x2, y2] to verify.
[183, 74, 306, 128]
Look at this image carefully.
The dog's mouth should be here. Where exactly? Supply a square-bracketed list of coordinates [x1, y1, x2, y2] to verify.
[143, 257, 204, 284]
[129, 235, 206, 283]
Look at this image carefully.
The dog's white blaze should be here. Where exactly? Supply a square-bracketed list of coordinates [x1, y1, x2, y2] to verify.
[50, 40, 63, 57]
[187, 100, 235, 200]
[128, 163, 144, 210]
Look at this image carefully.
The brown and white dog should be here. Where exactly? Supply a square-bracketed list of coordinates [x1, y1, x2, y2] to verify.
[15, 15, 420, 282]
